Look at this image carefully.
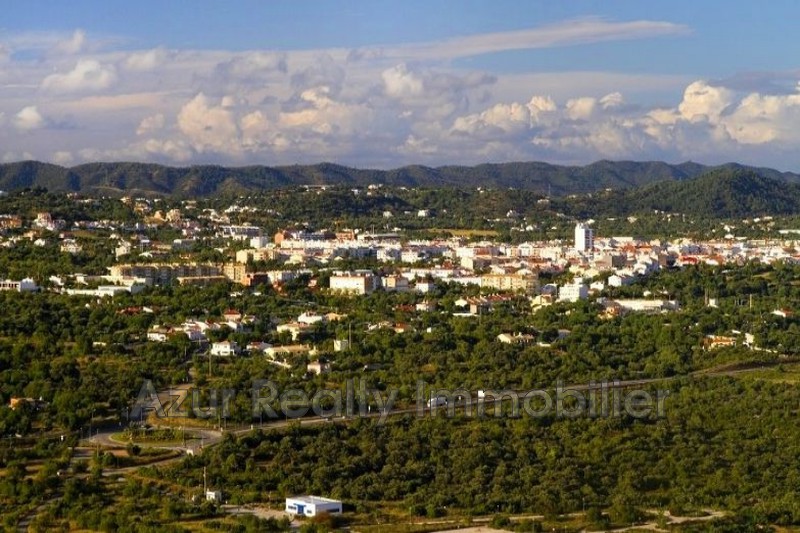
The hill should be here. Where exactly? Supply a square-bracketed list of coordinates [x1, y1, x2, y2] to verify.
[561, 168, 800, 219]
[1, 159, 799, 200]
[2, 159, 799, 198]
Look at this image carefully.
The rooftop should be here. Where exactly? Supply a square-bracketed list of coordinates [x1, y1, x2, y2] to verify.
[286, 495, 341, 505]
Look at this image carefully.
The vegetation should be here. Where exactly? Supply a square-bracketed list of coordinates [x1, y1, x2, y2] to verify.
[2, 159, 800, 198]
[1, 177, 800, 530]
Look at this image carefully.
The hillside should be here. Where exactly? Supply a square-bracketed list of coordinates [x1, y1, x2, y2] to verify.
[2, 159, 798, 198]
[561, 168, 800, 219]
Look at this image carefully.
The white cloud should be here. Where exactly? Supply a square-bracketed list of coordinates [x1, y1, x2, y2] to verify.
[215, 51, 288, 78]
[2, 20, 800, 170]
[14, 106, 44, 130]
[41, 59, 117, 93]
[355, 18, 689, 62]
[54, 29, 86, 55]
[451, 102, 530, 136]
[136, 113, 165, 135]
[678, 80, 733, 122]
[124, 48, 169, 71]
[600, 92, 624, 109]
[52, 150, 74, 165]
[383, 64, 424, 98]
[177, 93, 239, 153]
[721, 89, 800, 145]
[565, 97, 597, 120]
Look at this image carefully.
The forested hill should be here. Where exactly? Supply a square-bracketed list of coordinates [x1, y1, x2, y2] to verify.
[560, 168, 800, 218]
[1, 159, 798, 197]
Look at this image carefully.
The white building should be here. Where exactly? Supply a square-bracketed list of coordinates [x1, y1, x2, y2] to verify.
[307, 360, 331, 375]
[250, 236, 272, 249]
[0, 278, 38, 292]
[210, 341, 239, 357]
[574, 223, 594, 252]
[559, 282, 588, 302]
[382, 275, 409, 292]
[285, 496, 343, 517]
[333, 339, 351, 352]
[329, 272, 377, 295]
[608, 274, 635, 287]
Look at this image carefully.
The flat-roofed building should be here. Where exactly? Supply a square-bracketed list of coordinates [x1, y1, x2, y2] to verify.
[285, 496, 342, 517]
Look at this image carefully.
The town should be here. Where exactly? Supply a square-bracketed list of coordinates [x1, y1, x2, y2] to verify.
[1, 185, 800, 531]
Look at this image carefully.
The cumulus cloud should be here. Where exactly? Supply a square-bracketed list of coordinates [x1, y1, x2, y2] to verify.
[451, 102, 530, 137]
[3, 20, 800, 169]
[41, 59, 117, 93]
[177, 93, 239, 153]
[383, 64, 425, 98]
[14, 106, 45, 130]
[721, 87, 800, 145]
[136, 113, 165, 135]
[215, 51, 288, 79]
[52, 150, 74, 165]
[678, 80, 733, 122]
[290, 54, 345, 96]
[279, 85, 372, 136]
[124, 48, 170, 71]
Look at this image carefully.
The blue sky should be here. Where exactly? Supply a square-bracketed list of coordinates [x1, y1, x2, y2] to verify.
[1, 1, 799, 169]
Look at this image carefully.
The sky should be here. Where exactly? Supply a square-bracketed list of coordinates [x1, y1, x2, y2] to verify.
[1, 1, 799, 170]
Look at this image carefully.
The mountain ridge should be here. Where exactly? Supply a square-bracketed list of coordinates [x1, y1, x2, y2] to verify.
[1, 159, 799, 198]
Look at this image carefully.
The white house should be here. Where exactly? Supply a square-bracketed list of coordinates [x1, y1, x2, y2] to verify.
[329, 272, 377, 295]
[558, 283, 588, 302]
[0, 278, 38, 292]
[147, 327, 169, 342]
[297, 311, 326, 325]
[285, 496, 342, 517]
[307, 360, 331, 375]
[608, 274, 635, 287]
[210, 341, 239, 357]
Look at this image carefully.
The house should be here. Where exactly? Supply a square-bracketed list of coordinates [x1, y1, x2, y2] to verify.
[206, 490, 222, 503]
[276, 322, 311, 341]
[307, 360, 331, 375]
[0, 278, 38, 292]
[246, 341, 272, 353]
[264, 344, 312, 358]
[705, 335, 737, 350]
[60, 239, 83, 254]
[285, 496, 342, 517]
[222, 309, 242, 321]
[416, 300, 437, 312]
[382, 275, 409, 292]
[210, 341, 240, 357]
[497, 333, 535, 345]
[415, 281, 434, 293]
[608, 274, 635, 287]
[329, 272, 378, 295]
[147, 327, 170, 342]
[297, 311, 326, 325]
